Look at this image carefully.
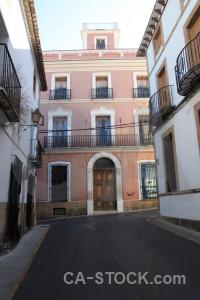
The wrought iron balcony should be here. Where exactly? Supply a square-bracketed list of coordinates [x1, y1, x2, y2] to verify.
[49, 88, 71, 100]
[133, 87, 150, 98]
[44, 134, 153, 149]
[149, 85, 175, 126]
[29, 139, 43, 168]
[0, 44, 21, 122]
[92, 88, 113, 99]
[175, 32, 200, 96]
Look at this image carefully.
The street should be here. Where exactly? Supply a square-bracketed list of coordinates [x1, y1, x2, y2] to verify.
[13, 210, 200, 300]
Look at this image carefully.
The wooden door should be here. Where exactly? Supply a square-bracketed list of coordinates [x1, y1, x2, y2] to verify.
[93, 169, 116, 211]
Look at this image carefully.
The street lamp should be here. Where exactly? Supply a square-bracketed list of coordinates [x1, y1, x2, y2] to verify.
[32, 108, 44, 126]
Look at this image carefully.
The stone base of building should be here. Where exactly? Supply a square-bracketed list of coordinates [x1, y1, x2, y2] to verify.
[36, 201, 87, 221]
[123, 199, 158, 211]
[36, 199, 159, 221]
[160, 215, 200, 232]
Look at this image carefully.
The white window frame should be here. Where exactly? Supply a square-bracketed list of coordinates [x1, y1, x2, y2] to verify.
[48, 108, 72, 138]
[48, 162, 71, 202]
[51, 73, 70, 90]
[137, 160, 156, 200]
[94, 36, 108, 49]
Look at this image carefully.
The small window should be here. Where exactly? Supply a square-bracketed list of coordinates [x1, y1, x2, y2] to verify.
[163, 131, 177, 192]
[53, 208, 66, 215]
[96, 39, 105, 49]
[153, 25, 163, 55]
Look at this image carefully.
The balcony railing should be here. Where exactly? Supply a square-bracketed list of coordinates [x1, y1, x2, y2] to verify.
[149, 85, 175, 126]
[93, 45, 108, 49]
[29, 139, 43, 168]
[49, 88, 71, 100]
[44, 134, 153, 149]
[175, 32, 200, 96]
[0, 44, 21, 122]
[133, 87, 150, 98]
[92, 88, 113, 99]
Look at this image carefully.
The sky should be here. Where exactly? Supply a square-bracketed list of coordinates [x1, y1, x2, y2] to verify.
[34, 0, 156, 51]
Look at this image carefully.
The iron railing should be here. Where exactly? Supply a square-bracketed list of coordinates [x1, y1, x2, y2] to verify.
[0, 44, 21, 121]
[44, 134, 153, 149]
[92, 88, 113, 99]
[149, 85, 175, 122]
[133, 88, 150, 98]
[49, 88, 71, 100]
[175, 32, 200, 95]
[94, 45, 108, 49]
[29, 139, 43, 168]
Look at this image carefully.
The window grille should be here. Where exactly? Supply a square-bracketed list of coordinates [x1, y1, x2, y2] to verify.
[140, 163, 157, 199]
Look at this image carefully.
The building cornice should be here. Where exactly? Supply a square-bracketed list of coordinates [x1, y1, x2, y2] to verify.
[22, 0, 47, 91]
[137, 0, 168, 57]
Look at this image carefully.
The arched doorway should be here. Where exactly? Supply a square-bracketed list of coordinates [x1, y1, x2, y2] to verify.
[93, 158, 117, 211]
[87, 152, 123, 215]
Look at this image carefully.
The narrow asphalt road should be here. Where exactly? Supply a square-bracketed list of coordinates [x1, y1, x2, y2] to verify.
[13, 210, 200, 300]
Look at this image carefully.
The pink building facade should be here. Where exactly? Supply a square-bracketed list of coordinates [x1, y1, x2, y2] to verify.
[36, 23, 157, 219]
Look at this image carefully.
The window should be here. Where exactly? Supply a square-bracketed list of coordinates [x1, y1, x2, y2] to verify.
[48, 162, 70, 202]
[50, 74, 70, 100]
[94, 36, 108, 49]
[138, 115, 150, 145]
[136, 76, 149, 98]
[162, 129, 178, 192]
[47, 109, 72, 148]
[140, 163, 157, 199]
[92, 73, 112, 99]
[153, 25, 163, 55]
[91, 108, 115, 145]
[96, 116, 111, 145]
[53, 117, 68, 147]
[194, 102, 200, 151]
[96, 39, 105, 49]
[156, 61, 168, 90]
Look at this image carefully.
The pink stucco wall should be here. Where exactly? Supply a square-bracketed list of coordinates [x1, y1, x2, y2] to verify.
[36, 151, 155, 203]
[86, 33, 115, 49]
[40, 69, 140, 101]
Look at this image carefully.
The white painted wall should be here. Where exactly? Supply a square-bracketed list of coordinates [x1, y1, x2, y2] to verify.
[155, 90, 200, 194]
[0, 0, 41, 205]
[147, 0, 199, 105]
[146, 0, 200, 220]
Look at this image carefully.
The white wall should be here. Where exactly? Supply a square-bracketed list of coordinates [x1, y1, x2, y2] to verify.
[155, 90, 200, 194]
[147, 0, 199, 105]
[0, 0, 41, 204]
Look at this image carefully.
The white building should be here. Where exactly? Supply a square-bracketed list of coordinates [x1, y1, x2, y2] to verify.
[0, 0, 47, 251]
[138, 0, 200, 230]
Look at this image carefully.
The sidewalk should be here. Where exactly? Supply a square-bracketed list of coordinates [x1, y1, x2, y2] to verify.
[1, 211, 200, 300]
[0, 225, 49, 300]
